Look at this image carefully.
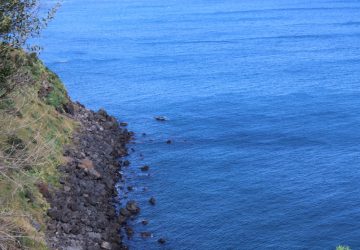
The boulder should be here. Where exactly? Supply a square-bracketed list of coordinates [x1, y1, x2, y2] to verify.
[158, 238, 166, 244]
[140, 165, 149, 172]
[154, 116, 167, 121]
[126, 201, 140, 215]
[118, 215, 127, 225]
[78, 158, 101, 179]
[63, 102, 75, 115]
[120, 208, 131, 217]
[100, 241, 111, 250]
[125, 226, 134, 237]
[36, 182, 51, 200]
[149, 197, 156, 205]
[140, 232, 152, 238]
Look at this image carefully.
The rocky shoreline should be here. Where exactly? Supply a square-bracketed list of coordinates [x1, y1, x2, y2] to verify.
[45, 101, 134, 250]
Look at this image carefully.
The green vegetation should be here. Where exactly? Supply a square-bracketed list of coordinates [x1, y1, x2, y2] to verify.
[336, 246, 351, 250]
[1, 2, 68, 248]
[0, 48, 75, 249]
[0, 0, 59, 49]
[44, 71, 69, 110]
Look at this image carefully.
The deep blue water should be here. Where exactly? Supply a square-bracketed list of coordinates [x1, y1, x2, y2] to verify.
[39, 0, 360, 249]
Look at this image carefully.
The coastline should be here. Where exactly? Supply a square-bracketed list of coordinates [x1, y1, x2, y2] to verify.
[0, 48, 154, 249]
[45, 101, 134, 250]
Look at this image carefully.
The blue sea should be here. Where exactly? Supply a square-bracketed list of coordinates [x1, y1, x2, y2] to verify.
[39, 0, 360, 249]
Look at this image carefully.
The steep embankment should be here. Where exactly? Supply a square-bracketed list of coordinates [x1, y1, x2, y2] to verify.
[0, 48, 131, 249]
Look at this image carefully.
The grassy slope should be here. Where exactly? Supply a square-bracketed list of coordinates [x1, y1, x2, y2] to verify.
[0, 48, 75, 249]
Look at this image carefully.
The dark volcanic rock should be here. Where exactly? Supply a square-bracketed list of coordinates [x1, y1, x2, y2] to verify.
[118, 215, 127, 225]
[154, 116, 167, 121]
[158, 238, 166, 244]
[149, 197, 156, 205]
[126, 201, 140, 215]
[140, 165, 149, 172]
[46, 103, 130, 250]
[125, 226, 134, 238]
[63, 102, 75, 115]
[140, 232, 152, 238]
[120, 208, 131, 217]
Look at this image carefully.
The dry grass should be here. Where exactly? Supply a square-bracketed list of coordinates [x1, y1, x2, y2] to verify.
[0, 47, 76, 249]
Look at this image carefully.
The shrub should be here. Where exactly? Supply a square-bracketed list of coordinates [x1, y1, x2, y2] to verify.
[0, 0, 60, 49]
[337, 245, 351, 250]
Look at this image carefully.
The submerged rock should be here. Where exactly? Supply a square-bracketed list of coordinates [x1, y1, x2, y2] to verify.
[158, 238, 166, 244]
[140, 232, 152, 238]
[140, 165, 149, 172]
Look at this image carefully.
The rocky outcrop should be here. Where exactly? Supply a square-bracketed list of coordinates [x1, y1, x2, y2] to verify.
[46, 102, 132, 250]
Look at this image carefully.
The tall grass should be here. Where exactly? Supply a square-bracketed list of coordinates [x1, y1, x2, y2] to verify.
[0, 47, 75, 249]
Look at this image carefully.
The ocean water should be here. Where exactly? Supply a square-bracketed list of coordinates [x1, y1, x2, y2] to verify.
[39, 0, 360, 249]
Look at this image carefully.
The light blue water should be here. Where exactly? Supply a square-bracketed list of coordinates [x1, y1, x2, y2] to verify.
[39, 0, 360, 249]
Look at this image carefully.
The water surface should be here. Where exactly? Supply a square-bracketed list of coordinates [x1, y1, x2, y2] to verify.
[40, 0, 360, 249]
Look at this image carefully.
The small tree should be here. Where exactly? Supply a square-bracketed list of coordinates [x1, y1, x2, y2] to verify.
[0, 0, 59, 48]
[0, 0, 59, 100]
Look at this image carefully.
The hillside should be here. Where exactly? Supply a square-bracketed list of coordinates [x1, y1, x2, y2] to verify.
[0, 47, 131, 249]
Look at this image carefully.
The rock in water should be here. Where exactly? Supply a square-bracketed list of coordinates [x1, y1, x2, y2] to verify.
[118, 215, 127, 224]
[158, 238, 166, 244]
[125, 226, 134, 238]
[140, 165, 150, 171]
[149, 197, 156, 205]
[140, 232, 152, 238]
[126, 201, 140, 215]
[154, 116, 167, 121]
[120, 208, 131, 217]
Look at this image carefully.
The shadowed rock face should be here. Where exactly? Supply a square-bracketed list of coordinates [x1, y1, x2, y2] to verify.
[45, 102, 132, 250]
